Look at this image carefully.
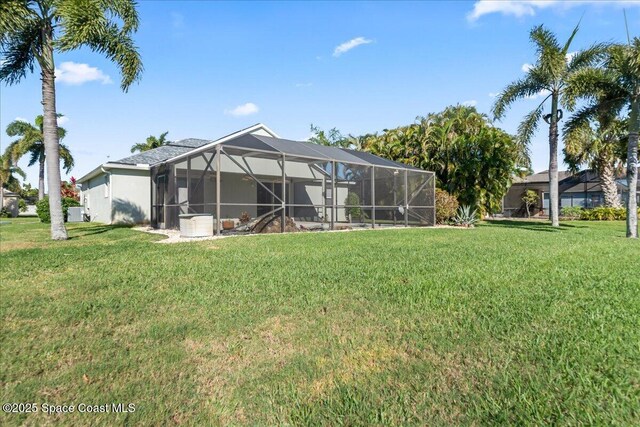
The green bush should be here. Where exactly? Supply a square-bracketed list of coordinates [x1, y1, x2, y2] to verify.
[344, 192, 366, 222]
[578, 207, 637, 221]
[561, 206, 583, 220]
[36, 196, 81, 223]
[0, 207, 11, 218]
[435, 188, 459, 224]
[18, 199, 27, 213]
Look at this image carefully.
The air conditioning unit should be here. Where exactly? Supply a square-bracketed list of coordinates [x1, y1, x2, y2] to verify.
[67, 206, 85, 222]
[179, 214, 214, 237]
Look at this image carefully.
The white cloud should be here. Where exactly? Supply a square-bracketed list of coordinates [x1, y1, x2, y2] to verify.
[566, 51, 577, 63]
[462, 100, 478, 107]
[295, 82, 313, 88]
[55, 62, 112, 85]
[525, 89, 551, 100]
[225, 102, 259, 117]
[333, 37, 373, 57]
[57, 116, 69, 125]
[488, 92, 499, 98]
[522, 63, 533, 72]
[15, 117, 28, 122]
[467, 1, 639, 22]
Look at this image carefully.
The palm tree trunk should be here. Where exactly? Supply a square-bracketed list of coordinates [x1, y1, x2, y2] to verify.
[598, 155, 621, 208]
[38, 154, 45, 200]
[548, 95, 560, 227]
[626, 94, 639, 238]
[41, 26, 67, 240]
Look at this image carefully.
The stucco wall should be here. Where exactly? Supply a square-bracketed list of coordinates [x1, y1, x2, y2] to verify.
[80, 168, 150, 224]
[81, 173, 112, 223]
[111, 169, 151, 224]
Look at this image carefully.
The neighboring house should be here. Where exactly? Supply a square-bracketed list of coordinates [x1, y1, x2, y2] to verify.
[502, 169, 640, 217]
[77, 123, 436, 230]
[1, 189, 20, 217]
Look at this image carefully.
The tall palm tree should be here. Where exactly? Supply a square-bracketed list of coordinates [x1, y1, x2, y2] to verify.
[564, 39, 640, 238]
[0, 0, 143, 240]
[5, 115, 73, 200]
[563, 116, 626, 207]
[130, 131, 170, 153]
[492, 24, 606, 227]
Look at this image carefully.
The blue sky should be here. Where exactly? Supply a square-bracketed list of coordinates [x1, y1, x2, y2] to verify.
[1, 0, 638, 186]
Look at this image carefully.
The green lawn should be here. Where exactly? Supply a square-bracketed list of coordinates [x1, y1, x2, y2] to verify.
[1, 219, 639, 425]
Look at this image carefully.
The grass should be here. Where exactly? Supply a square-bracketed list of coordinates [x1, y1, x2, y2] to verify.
[1, 218, 639, 425]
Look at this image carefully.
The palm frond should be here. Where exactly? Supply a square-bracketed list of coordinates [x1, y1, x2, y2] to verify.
[0, 17, 40, 85]
[5, 118, 36, 137]
[566, 42, 608, 74]
[492, 75, 545, 120]
[59, 143, 75, 173]
[56, 0, 143, 91]
[517, 94, 551, 146]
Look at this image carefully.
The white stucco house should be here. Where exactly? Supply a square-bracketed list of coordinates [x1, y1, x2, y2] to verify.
[77, 123, 436, 231]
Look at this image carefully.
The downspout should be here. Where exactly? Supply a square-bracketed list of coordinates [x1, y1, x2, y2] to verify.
[101, 166, 113, 224]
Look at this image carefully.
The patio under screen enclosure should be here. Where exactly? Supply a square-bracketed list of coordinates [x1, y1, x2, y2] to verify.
[150, 134, 435, 233]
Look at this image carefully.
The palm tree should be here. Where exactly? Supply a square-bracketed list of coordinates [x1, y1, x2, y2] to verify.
[564, 40, 639, 237]
[0, 152, 26, 192]
[492, 24, 606, 227]
[563, 116, 626, 207]
[5, 115, 73, 200]
[130, 131, 170, 153]
[0, 0, 142, 240]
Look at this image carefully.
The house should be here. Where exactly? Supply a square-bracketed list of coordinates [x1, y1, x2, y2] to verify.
[1, 188, 20, 217]
[502, 169, 640, 217]
[77, 124, 436, 232]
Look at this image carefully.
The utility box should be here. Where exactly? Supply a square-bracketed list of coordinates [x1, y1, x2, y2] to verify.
[67, 206, 85, 223]
[179, 214, 214, 237]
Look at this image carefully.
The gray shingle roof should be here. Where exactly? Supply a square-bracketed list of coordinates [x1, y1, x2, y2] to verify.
[111, 138, 213, 165]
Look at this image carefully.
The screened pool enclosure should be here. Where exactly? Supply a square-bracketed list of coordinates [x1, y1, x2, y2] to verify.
[150, 134, 435, 233]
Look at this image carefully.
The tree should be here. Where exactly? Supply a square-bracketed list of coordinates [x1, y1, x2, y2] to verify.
[522, 189, 539, 218]
[361, 105, 529, 214]
[308, 124, 350, 148]
[0, 152, 26, 192]
[1, 0, 143, 240]
[563, 117, 626, 207]
[492, 24, 606, 227]
[130, 131, 170, 153]
[563, 39, 640, 238]
[5, 115, 73, 200]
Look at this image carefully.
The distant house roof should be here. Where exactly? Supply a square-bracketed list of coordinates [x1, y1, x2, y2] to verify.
[513, 170, 575, 184]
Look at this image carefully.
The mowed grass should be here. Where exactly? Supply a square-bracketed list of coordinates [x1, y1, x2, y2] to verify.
[1, 219, 639, 426]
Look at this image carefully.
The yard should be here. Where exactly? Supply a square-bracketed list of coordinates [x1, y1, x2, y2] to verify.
[1, 219, 638, 425]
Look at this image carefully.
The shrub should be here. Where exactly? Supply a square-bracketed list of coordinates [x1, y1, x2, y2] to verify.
[18, 199, 27, 213]
[344, 192, 366, 222]
[435, 189, 458, 224]
[0, 207, 11, 218]
[453, 205, 478, 227]
[579, 207, 627, 221]
[36, 196, 81, 223]
[521, 190, 539, 218]
[561, 206, 583, 220]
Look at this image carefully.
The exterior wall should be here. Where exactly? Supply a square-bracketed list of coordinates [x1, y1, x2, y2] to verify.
[111, 169, 151, 224]
[81, 173, 112, 223]
[80, 168, 150, 224]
